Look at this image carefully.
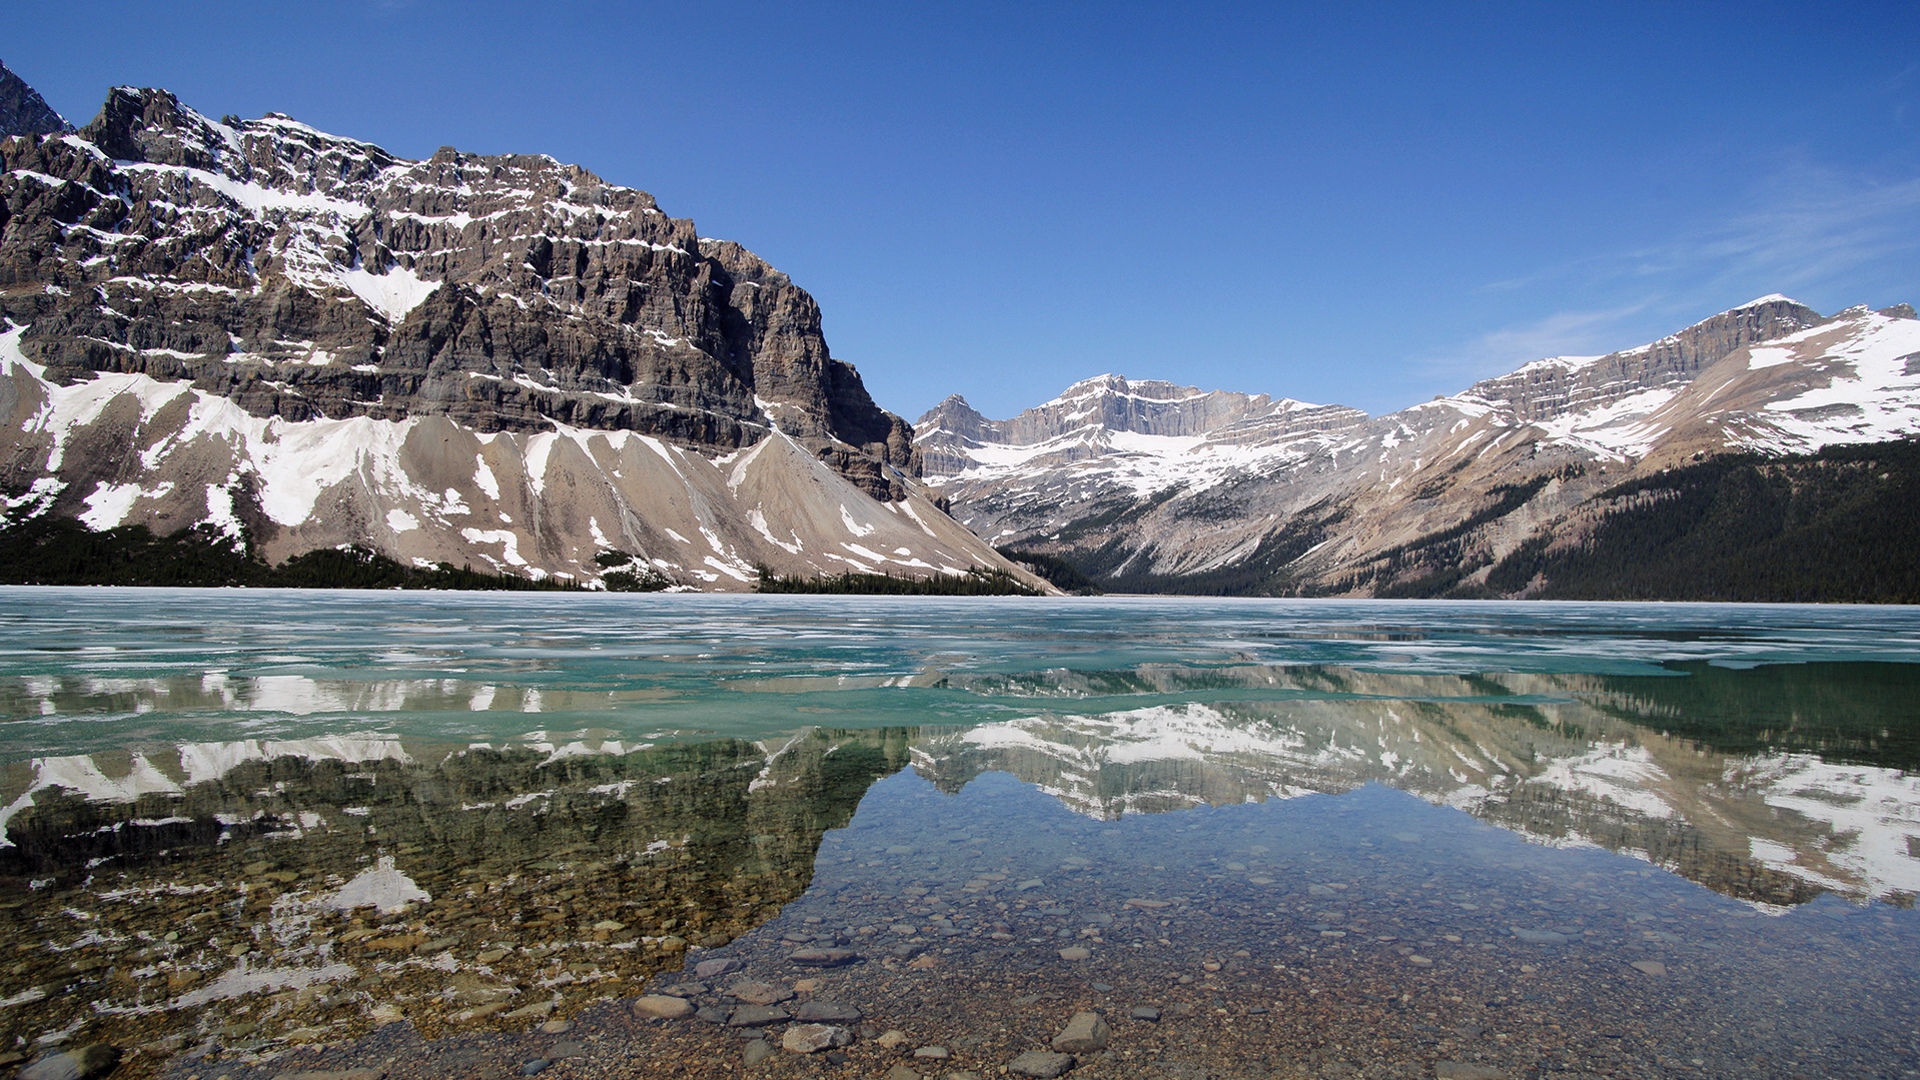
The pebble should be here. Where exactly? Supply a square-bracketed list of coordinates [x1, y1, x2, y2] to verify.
[913, 1045, 950, 1059]
[876, 1030, 910, 1049]
[1512, 928, 1570, 945]
[1129, 1006, 1161, 1022]
[1051, 1011, 1111, 1054]
[267, 1070, 380, 1080]
[538, 1020, 573, 1035]
[884, 1067, 923, 1080]
[632, 995, 695, 1020]
[1008, 1050, 1076, 1078]
[1630, 960, 1668, 976]
[1057, 946, 1091, 961]
[742, 1039, 773, 1065]
[518, 1060, 549, 1076]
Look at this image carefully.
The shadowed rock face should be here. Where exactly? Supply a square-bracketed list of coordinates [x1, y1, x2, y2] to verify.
[0, 62, 67, 138]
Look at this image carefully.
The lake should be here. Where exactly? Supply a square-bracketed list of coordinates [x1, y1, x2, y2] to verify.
[1, 589, 1917, 1079]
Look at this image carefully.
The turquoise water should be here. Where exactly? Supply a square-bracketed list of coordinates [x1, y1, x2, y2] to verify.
[6, 588, 1920, 758]
[2, 588, 1919, 1076]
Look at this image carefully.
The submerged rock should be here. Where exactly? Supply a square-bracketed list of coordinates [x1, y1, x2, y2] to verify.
[20, 1045, 120, 1080]
[1009, 1050, 1076, 1078]
[788, 947, 860, 967]
[1051, 1011, 1110, 1054]
[631, 995, 695, 1020]
[781, 1023, 851, 1054]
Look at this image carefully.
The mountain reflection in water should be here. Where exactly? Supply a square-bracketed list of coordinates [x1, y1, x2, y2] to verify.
[918, 661, 1920, 906]
[0, 631, 1917, 1074]
[0, 729, 911, 1069]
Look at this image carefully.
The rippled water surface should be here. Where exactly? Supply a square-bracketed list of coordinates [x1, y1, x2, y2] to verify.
[1, 589, 1917, 1079]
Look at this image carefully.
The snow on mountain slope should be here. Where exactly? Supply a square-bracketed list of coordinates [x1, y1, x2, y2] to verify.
[927, 297, 1917, 592]
[0, 327, 1010, 587]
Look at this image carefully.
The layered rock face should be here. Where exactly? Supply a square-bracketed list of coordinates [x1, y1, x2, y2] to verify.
[3, 86, 910, 471]
[0, 78, 1031, 587]
[0, 62, 67, 138]
[926, 297, 1920, 594]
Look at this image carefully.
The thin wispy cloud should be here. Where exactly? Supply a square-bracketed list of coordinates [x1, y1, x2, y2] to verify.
[1412, 300, 1659, 395]
[1427, 160, 1920, 403]
[1678, 167, 1920, 292]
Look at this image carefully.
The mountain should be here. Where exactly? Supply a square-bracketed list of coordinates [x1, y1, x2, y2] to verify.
[0, 62, 68, 138]
[0, 77, 1036, 590]
[923, 297, 1920, 598]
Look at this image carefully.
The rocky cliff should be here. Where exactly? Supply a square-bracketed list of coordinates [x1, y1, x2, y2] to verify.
[926, 297, 1920, 596]
[0, 62, 67, 138]
[0, 75, 1036, 589]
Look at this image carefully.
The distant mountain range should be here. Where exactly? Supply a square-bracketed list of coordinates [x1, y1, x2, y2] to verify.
[0, 64, 1037, 591]
[920, 298, 1920, 599]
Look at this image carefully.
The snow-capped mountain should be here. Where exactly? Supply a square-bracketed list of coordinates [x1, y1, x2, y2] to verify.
[924, 297, 1920, 595]
[0, 75, 1032, 588]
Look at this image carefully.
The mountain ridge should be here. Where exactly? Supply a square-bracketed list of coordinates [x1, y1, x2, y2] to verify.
[925, 296, 1920, 597]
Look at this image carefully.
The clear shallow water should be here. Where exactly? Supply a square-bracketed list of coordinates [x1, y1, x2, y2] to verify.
[0, 589, 1917, 1078]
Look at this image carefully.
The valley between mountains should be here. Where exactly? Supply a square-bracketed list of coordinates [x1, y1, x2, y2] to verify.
[3, 64, 1917, 599]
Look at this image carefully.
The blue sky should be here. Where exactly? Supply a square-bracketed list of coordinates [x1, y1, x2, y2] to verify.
[10, 2, 1920, 420]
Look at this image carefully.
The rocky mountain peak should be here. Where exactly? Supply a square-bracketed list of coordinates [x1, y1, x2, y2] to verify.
[0, 62, 68, 138]
[1455, 294, 1825, 425]
[0, 83, 918, 498]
